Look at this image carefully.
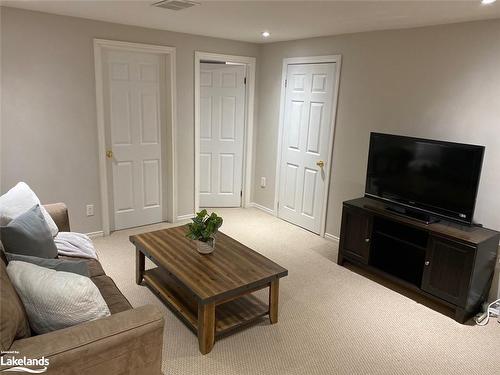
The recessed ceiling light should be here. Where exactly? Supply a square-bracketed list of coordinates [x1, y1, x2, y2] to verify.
[481, 0, 496, 5]
[262, 31, 270, 38]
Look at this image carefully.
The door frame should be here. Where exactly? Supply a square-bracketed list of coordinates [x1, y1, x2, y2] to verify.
[94, 39, 177, 235]
[193, 51, 256, 214]
[274, 55, 342, 237]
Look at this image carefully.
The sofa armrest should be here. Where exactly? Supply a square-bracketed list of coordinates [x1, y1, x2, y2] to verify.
[3, 305, 164, 375]
[44, 203, 71, 232]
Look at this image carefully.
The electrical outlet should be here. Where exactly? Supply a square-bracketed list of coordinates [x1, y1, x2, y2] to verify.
[260, 177, 266, 188]
[86, 204, 94, 217]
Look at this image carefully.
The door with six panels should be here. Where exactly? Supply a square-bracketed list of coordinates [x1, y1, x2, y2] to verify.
[103, 49, 164, 230]
[278, 63, 337, 233]
[199, 63, 246, 207]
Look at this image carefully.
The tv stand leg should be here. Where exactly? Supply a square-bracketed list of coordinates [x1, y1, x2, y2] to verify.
[337, 252, 344, 266]
[454, 307, 468, 324]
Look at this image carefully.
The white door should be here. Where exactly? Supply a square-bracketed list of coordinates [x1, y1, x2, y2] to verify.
[278, 63, 337, 234]
[199, 63, 246, 207]
[103, 49, 163, 230]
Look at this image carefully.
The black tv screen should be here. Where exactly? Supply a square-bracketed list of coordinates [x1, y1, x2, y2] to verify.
[365, 133, 484, 224]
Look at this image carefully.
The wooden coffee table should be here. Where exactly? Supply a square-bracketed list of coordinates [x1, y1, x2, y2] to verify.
[130, 226, 288, 354]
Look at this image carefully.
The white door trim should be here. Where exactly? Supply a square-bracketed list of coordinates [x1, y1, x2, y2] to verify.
[273, 55, 342, 237]
[194, 51, 256, 215]
[94, 39, 177, 235]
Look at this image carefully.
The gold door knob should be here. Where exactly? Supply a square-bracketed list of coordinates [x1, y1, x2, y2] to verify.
[106, 150, 113, 159]
[316, 160, 325, 168]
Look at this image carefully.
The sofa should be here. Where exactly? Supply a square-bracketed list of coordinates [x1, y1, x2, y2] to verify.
[0, 203, 165, 374]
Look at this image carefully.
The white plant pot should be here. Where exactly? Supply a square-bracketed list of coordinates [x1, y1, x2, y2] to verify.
[196, 238, 215, 254]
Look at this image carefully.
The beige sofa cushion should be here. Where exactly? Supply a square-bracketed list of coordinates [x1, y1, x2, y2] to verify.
[58, 255, 105, 278]
[43, 203, 71, 233]
[0, 250, 31, 350]
[91, 275, 132, 314]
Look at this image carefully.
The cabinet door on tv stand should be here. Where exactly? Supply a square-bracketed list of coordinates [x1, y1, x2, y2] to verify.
[339, 206, 372, 265]
[421, 236, 475, 307]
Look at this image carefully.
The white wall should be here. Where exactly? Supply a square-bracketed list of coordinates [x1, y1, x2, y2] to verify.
[0, 7, 259, 233]
[254, 19, 500, 299]
[1, 8, 498, 298]
[253, 19, 500, 238]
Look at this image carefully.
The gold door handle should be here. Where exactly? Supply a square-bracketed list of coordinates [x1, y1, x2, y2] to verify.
[316, 160, 325, 168]
[106, 150, 113, 159]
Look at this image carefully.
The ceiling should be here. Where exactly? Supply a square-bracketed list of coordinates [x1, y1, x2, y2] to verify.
[2, 0, 500, 43]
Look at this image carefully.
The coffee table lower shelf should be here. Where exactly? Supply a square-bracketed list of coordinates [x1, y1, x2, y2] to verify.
[143, 267, 269, 338]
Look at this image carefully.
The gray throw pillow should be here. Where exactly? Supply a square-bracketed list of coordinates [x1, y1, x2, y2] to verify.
[5, 253, 89, 277]
[0, 205, 58, 258]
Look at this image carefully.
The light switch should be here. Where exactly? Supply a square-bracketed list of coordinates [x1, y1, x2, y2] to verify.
[260, 177, 266, 188]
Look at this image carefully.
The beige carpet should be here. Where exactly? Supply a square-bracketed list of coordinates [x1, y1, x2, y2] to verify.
[93, 208, 500, 375]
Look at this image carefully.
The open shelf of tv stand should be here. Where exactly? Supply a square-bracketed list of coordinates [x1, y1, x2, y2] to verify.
[337, 197, 500, 323]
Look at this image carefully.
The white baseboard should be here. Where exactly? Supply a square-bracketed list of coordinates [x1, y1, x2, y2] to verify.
[248, 202, 275, 215]
[86, 231, 104, 238]
[176, 213, 194, 221]
[324, 233, 339, 242]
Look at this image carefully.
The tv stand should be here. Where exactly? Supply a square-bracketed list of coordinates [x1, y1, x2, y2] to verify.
[338, 197, 499, 323]
[384, 204, 440, 224]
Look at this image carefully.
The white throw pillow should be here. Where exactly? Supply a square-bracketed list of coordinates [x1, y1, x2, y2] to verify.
[7, 261, 111, 334]
[0, 182, 59, 237]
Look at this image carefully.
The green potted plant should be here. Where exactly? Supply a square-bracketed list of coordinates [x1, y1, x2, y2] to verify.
[185, 209, 223, 254]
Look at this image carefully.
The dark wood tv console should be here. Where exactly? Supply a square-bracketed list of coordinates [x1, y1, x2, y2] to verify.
[338, 197, 499, 323]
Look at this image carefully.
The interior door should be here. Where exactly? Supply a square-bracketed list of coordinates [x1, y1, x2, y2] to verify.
[199, 63, 246, 207]
[104, 49, 163, 230]
[278, 63, 337, 233]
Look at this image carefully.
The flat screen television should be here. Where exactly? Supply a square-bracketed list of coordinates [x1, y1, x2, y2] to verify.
[365, 133, 484, 225]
